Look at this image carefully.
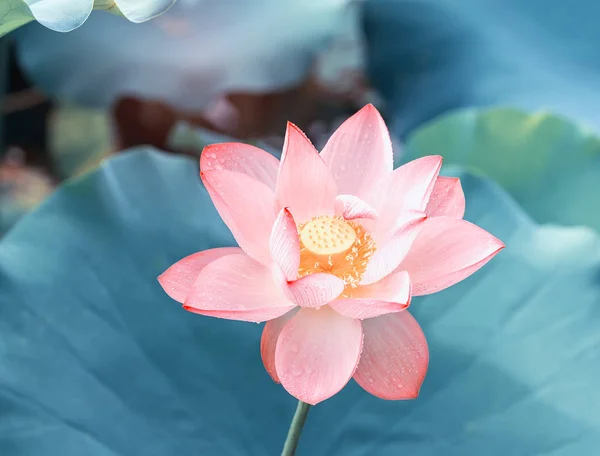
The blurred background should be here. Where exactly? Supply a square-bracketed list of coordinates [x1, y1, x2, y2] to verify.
[1, 1, 600, 455]
[1, 0, 376, 235]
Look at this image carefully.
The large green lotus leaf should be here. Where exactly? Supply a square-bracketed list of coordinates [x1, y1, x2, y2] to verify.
[0, 0, 175, 37]
[1, 149, 599, 455]
[404, 108, 600, 230]
[363, 0, 600, 137]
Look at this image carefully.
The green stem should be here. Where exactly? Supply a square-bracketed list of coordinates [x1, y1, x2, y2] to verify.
[281, 400, 312, 456]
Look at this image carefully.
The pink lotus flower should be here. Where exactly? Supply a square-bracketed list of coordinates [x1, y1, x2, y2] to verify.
[158, 104, 504, 405]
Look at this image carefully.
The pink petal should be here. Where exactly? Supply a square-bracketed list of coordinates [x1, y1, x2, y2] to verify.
[387, 156, 443, 210]
[270, 208, 300, 281]
[330, 300, 409, 320]
[200, 142, 279, 190]
[329, 271, 411, 319]
[260, 308, 299, 383]
[425, 177, 465, 219]
[275, 123, 337, 223]
[334, 194, 378, 220]
[354, 310, 428, 400]
[184, 254, 295, 322]
[320, 104, 393, 201]
[275, 307, 363, 405]
[373, 156, 442, 241]
[285, 273, 345, 308]
[361, 211, 427, 285]
[158, 247, 241, 303]
[202, 170, 276, 266]
[400, 217, 505, 296]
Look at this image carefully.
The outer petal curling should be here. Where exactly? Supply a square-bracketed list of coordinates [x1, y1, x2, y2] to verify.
[23, 0, 93, 33]
[320, 104, 393, 201]
[399, 217, 505, 296]
[276, 123, 337, 223]
[275, 307, 363, 405]
[270, 208, 300, 281]
[113, 0, 176, 23]
[158, 247, 241, 303]
[334, 194, 378, 220]
[202, 170, 276, 265]
[200, 142, 280, 190]
[329, 271, 411, 319]
[372, 155, 442, 241]
[425, 176, 466, 219]
[354, 311, 428, 399]
[285, 273, 345, 308]
[361, 211, 427, 285]
[184, 254, 294, 322]
[260, 308, 299, 383]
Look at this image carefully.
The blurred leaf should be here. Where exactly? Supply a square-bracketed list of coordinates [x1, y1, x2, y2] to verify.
[166, 120, 281, 157]
[0, 0, 175, 37]
[48, 104, 113, 179]
[364, 0, 600, 137]
[0, 160, 54, 236]
[0, 1, 32, 38]
[405, 108, 600, 230]
[166, 121, 241, 153]
[12, 0, 352, 109]
[1, 149, 599, 455]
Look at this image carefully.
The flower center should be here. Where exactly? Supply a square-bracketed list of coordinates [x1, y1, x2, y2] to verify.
[299, 217, 357, 256]
[298, 216, 376, 295]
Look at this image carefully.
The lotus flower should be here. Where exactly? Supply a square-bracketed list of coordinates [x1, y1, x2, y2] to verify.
[158, 104, 504, 405]
[1, 0, 175, 38]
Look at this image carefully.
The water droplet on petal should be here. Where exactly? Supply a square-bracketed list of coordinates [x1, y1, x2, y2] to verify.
[291, 367, 304, 377]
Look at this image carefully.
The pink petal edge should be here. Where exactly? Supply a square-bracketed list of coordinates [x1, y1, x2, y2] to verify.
[329, 270, 412, 319]
[329, 299, 409, 320]
[334, 194, 378, 220]
[372, 155, 442, 241]
[260, 308, 299, 383]
[285, 273, 346, 308]
[202, 169, 276, 266]
[354, 310, 429, 400]
[426, 176, 465, 219]
[320, 104, 393, 202]
[270, 208, 300, 281]
[361, 211, 427, 285]
[276, 122, 337, 223]
[275, 307, 363, 405]
[158, 247, 242, 303]
[200, 142, 280, 190]
[184, 253, 294, 322]
[399, 217, 505, 296]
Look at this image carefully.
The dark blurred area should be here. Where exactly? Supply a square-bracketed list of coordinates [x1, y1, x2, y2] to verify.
[0, 5, 379, 235]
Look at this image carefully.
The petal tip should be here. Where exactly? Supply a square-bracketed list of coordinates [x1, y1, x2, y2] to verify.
[199, 144, 219, 172]
[156, 273, 167, 287]
[181, 305, 197, 314]
[285, 121, 303, 136]
[353, 103, 386, 123]
[284, 122, 314, 147]
[488, 233, 506, 252]
[360, 103, 379, 114]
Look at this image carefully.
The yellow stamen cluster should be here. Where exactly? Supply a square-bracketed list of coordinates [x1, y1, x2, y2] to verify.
[298, 216, 376, 296]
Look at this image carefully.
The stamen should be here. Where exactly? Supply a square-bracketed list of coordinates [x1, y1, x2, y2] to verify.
[297, 216, 376, 296]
